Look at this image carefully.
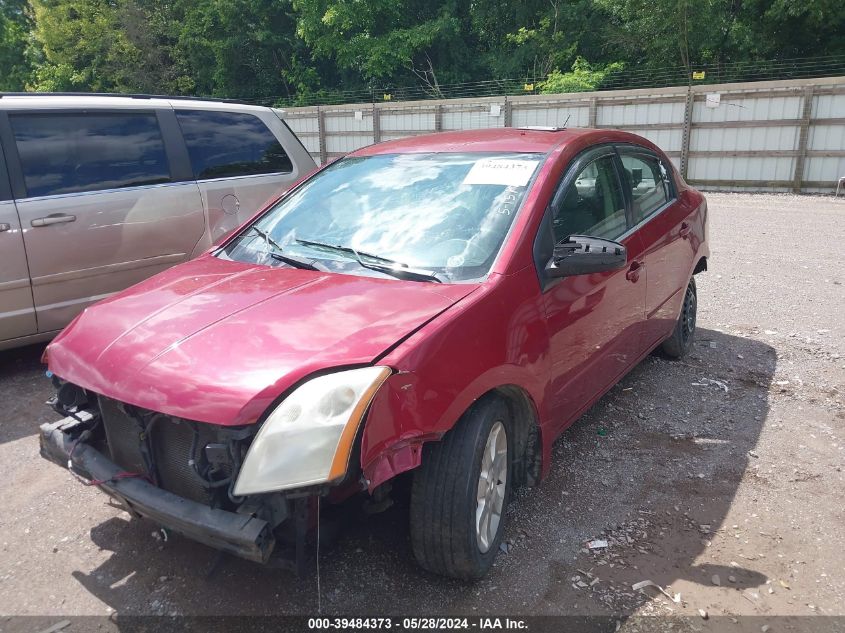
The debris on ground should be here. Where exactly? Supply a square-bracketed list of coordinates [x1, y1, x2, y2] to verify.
[631, 580, 681, 604]
[692, 377, 729, 392]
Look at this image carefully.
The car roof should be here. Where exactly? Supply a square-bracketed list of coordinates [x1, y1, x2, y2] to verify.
[0, 93, 270, 113]
[351, 127, 649, 157]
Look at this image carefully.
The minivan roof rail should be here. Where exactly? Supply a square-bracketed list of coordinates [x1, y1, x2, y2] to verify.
[0, 92, 247, 104]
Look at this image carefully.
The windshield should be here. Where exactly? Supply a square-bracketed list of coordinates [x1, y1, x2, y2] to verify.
[219, 152, 544, 282]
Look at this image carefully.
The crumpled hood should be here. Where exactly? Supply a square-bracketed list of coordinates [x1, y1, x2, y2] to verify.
[47, 256, 475, 425]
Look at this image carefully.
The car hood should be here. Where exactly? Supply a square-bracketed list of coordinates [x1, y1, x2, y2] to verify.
[47, 256, 476, 425]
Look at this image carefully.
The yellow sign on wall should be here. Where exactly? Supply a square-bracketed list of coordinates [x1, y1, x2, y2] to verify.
[692, 71, 706, 80]
[524, 83, 535, 92]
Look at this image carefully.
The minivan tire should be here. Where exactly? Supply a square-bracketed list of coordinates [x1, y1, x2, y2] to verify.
[410, 395, 512, 580]
[662, 277, 697, 359]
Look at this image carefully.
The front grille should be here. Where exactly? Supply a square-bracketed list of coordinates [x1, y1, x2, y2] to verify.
[153, 418, 222, 505]
[100, 397, 148, 475]
[99, 397, 230, 505]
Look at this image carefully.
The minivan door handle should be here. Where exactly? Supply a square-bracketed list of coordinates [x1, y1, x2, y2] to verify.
[31, 214, 77, 227]
[679, 221, 691, 238]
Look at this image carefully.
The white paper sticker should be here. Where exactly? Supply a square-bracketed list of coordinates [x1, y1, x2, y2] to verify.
[489, 104, 501, 117]
[354, 110, 363, 120]
[705, 93, 720, 108]
[463, 159, 539, 187]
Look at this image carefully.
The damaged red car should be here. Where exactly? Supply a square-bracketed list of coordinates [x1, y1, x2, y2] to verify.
[40, 127, 708, 579]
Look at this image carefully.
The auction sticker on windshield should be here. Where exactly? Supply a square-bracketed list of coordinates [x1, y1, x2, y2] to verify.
[462, 158, 540, 187]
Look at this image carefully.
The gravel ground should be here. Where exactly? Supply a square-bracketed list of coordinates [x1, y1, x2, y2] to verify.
[0, 193, 843, 627]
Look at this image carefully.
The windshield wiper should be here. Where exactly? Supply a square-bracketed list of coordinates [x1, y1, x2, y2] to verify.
[247, 226, 325, 271]
[295, 237, 444, 283]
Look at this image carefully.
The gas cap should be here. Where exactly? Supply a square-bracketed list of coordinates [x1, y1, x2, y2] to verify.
[221, 194, 240, 215]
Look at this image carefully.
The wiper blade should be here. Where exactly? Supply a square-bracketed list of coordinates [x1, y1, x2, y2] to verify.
[249, 225, 285, 253]
[356, 260, 444, 283]
[295, 237, 444, 283]
[248, 226, 325, 271]
[268, 251, 325, 271]
[295, 238, 396, 266]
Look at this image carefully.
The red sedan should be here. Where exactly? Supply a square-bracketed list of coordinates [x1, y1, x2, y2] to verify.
[40, 127, 708, 579]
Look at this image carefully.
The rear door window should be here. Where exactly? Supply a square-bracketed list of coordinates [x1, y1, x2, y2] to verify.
[10, 112, 171, 198]
[175, 110, 293, 180]
[619, 152, 672, 224]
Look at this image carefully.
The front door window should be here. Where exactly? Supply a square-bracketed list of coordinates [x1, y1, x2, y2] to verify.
[551, 155, 627, 242]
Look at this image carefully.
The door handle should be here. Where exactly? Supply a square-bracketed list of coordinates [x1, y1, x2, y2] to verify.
[679, 221, 691, 238]
[626, 261, 644, 282]
[31, 214, 76, 227]
[0, 223, 10, 233]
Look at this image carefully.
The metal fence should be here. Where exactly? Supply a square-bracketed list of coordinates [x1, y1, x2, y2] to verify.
[280, 76, 845, 193]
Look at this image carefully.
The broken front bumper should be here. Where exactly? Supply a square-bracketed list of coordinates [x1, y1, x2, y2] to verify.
[39, 416, 275, 563]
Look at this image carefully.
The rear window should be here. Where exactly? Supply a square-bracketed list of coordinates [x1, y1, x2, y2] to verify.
[10, 112, 171, 198]
[175, 110, 293, 180]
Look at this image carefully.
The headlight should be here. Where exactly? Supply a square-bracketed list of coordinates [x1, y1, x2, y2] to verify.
[233, 366, 391, 495]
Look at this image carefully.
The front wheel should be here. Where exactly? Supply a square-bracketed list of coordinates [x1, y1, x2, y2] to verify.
[409, 396, 512, 579]
[662, 277, 697, 359]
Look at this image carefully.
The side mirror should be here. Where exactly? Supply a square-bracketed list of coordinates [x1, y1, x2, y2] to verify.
[546, 235, 627, 278]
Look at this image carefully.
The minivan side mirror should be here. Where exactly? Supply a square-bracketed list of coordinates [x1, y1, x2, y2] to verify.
[546, 235, 627, 278]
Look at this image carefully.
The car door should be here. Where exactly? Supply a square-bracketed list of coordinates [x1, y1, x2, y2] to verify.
[1, 108, 205, 333]
[616, 147, 693, 348]
[0, 140, 37, 344]
[173, 107, 304, 248]
[536, 147, 648, 431]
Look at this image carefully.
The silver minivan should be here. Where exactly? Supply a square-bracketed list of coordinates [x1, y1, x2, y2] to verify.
[0, 94, 316, 351]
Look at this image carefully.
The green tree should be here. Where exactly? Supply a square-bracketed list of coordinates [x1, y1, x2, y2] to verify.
[0, 0, 35, 90]
[539, 57, 624, 94]
[742, 0, 845, 59]
[593, 0, 733, 74]
[172, 0, 310, 100]
[30, 0, 143, 91]
[473, 0, 609, 82]
[292, 0, 477, 94]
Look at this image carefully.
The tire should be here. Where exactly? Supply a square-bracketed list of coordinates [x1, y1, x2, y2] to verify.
[410, 395, 512, 579]
[662, 277, 697, 359]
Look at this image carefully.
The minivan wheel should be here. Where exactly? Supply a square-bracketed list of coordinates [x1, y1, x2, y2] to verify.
[410, 396, 512, 579]
[662, 277, 697, 359]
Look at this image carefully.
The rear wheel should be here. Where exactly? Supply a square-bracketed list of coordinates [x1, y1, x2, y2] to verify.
[662, 277, 697, 359]
[410, 396, 511, 579]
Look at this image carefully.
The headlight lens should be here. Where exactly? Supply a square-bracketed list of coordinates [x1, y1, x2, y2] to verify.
[233, 366, 391, 495]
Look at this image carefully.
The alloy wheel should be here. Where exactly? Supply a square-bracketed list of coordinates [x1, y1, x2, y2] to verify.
[681, 284, 697, 344]
[475, 421, 507, 553]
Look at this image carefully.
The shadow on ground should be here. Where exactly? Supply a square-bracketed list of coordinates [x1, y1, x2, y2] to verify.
[63, 327, 774, 615]
[0, 342, 51, 444]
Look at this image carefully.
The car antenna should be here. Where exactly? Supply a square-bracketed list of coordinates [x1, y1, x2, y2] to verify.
[562, 113, 571, 128]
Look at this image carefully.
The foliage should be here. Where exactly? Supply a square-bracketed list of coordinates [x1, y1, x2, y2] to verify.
[29, 0, 144, 91]
[0, 0, 34, 90]
[539, 57, 624, 94]
[0, 0, 842, 99]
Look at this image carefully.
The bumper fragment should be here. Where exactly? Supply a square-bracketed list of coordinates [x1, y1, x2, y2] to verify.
[39, 417, 275, 563]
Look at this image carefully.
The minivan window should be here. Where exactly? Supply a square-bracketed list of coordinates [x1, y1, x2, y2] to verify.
[620, 153, 671, 223]
[10, 112, 171, 198]
[175, 110, 293, 180]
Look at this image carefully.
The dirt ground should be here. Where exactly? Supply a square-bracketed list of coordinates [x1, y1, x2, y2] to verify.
[0, 192, 843, 628]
